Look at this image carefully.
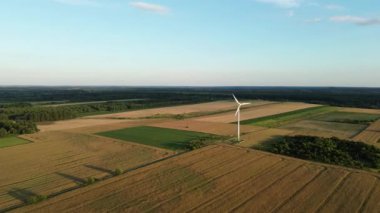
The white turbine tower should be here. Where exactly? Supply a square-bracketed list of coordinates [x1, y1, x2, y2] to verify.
[233, 94, 250, 142]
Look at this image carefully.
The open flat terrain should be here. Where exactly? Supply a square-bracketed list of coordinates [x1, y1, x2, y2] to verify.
[14, 145, 380, 213]
[2, 100, 380, 212]
[0, 130, 173, 211]
[194, 102, 319, 123]
[88, 101, 272, 119]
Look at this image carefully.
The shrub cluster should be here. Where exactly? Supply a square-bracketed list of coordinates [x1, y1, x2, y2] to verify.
[27, 195, 47, 204]
[267, 135, 380, 169]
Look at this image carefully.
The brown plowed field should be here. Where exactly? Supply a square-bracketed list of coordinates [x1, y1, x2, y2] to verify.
[87, 101, 272, 119]
[194, 102, 319, 123]
[148, 120, 265, 136]
[14, 145, 380, 213]
[0, 131, 173, 211]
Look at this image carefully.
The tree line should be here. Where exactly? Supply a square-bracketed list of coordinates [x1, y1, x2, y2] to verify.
[265, 135, 380, 169]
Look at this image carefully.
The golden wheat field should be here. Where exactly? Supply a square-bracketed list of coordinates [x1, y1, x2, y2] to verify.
[0, 130, 173, 211]
[14, 145, 380, 213]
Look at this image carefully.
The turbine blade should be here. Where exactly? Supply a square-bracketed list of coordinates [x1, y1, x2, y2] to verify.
[235, 106, 240, 116]
[232, 94, 241, 104]
[241, 103, 251, 106]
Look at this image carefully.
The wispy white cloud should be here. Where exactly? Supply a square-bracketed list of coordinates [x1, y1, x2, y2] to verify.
[330, 15, 380, 26]
[287, 10, 295, 17]
[129, 2, 170, 14]
[305, 17, 322, 24]
[325, 4, 345, 11]
[53, 0, 100, 7]
[256, 0, 301, 8]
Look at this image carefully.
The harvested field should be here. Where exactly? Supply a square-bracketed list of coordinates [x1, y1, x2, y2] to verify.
[149, 120, 265, 136]
[283, 120, 367, 139]
[88, 101, 272, 119]
[194, 102, 319, 123]
[0, 131, 173, 211]
[354, 120, 380, 146]
[238, 128, 293, 148]
[37, 119, 128, 132]
[14, 145, 380, 213]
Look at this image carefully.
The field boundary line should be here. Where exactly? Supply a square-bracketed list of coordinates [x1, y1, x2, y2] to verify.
[228, 164, 305, 212]
[357, 178, 379, 213]
[272, 166, 328, 213]
[145, 155, 277, 212]
[314, 172, 352, 213]
[184, 158, 287, 213]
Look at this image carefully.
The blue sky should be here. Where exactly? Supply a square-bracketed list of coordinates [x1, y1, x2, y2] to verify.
[0, 0, 379, 86]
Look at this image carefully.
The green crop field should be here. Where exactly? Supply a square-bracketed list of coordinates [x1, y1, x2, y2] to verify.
[240, 106, 335, 128]
[313, 111, 380, 124]
[97, 126, 213, 150]
[0, 136, 31, 148]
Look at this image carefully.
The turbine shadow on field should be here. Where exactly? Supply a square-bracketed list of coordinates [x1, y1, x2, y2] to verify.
[8, 188, 38, 203]
[85, 164, 113, 175]
[56, 172, 85, 185]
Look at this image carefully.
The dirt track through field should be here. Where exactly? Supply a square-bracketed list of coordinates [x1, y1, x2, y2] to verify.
[14, 145, 380, 213]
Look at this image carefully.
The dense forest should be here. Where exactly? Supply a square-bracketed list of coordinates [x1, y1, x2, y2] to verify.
[1, 86, 380, 138]
[265, 135, 380, 169]
[0, 86, 379, 109]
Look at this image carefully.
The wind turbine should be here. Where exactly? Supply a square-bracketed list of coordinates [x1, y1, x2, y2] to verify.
[233, 94, 250, 142]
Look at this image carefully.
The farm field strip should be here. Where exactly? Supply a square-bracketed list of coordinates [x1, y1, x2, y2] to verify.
[194, 161, 304, 212]
[360, 181, 380, 212]
[231, 164, 324, 212]
[185, 160, 288, 212]
[87, 101, 269, 119]
[353, 119, 380, 145]
[96, 126, 214, 151]
[148, 157, 286, 212]
[110, 153, 264, 211]
[0, 129, 173, 211]
[283, 120, 367, 139]
[12, 145, 380, 213]
[276, 168, 349, 213]
[71, 148, 255, 211]
[193, 102, 319, 123]
[149, 120, 264, 136]
[13, 145, 234, 211]
[317, 172, 378, 212]
[240, 106, 334, 127]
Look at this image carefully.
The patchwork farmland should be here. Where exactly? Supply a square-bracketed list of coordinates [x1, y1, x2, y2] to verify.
[14, 145, 380, 213]
[1, 100, 380, 212]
